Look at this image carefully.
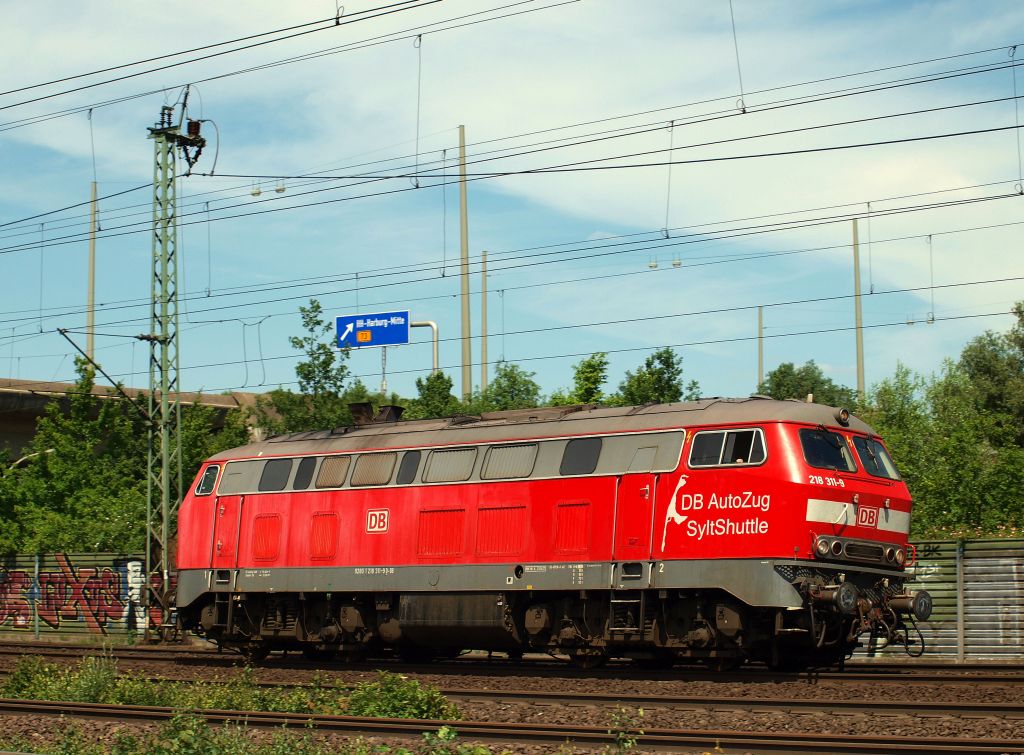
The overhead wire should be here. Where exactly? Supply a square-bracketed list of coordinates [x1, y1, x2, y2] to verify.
[2, 307, 1015, 414]
[0, 184, 150, 230]
[4, 27, 1019, 389]
[8, 298, 1016, 394]
[0, 1, 431, 112]
[2, 54, 1018, 240]
[0, 0, 575, 132]
[206, 95, 1024, 182]
[727, 0, 746, 112]
[0, 7, 395, 97]
[178, 215, 1024, 331]
[2, 189, 1018, 336]
[464, 44, 1023, 151]
[66, 275, 1022, 356]
[2, 42, 1020, 232]
[16, 167, 1021, 327]
[0, 177, 1019, 329]
[1, 98, 1020, 257]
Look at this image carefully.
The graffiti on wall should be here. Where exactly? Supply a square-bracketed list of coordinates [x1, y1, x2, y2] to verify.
[0, 554, 174, 635]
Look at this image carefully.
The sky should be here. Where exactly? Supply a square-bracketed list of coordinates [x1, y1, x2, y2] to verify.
[1, 0, 1022, 405]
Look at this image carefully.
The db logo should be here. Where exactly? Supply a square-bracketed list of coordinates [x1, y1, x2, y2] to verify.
[856, 506, 878, 528]
[366, 509, 389, 533]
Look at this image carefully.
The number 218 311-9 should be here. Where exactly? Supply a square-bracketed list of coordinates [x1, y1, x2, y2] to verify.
[808, 474, 845, 487]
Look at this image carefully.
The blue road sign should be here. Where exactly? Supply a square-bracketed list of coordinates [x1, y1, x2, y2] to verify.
[336, 310, 410, 349]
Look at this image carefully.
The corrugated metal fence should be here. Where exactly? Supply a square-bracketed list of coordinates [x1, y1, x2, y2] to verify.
[0, 553, 164, 638]
[887, 539, 1024, 661]
[2, 544, 1023, 657]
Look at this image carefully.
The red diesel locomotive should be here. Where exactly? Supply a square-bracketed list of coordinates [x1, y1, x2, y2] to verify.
[175, 397, 932, 668]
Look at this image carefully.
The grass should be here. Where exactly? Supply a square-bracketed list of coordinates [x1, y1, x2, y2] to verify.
[0, 713, 497, 754]
[1, 653, 458, 719]
[0, 654, 615, 753]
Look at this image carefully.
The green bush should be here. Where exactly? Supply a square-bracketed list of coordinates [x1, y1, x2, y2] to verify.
[65, 654, 119, 702]
[3, 655, 60, 698]
[345, 672, 460, 720]
[2, 656, 457, 724]
[607, 707, 644, 752]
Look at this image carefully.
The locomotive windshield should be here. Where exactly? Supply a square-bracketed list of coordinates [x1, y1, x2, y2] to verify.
[799, 428, 856, 472]
[852, 436, 901, 480]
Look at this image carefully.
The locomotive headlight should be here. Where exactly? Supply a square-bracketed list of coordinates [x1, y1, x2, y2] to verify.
[885, 547, 896, 563]
[834, 407, 851, 426]
[895, 548, 906, 565]
[815, 537, 830, 557]
[831, 540, 844, 557]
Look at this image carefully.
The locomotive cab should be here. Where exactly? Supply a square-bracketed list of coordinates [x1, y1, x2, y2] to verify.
[770, 417, 932, 663]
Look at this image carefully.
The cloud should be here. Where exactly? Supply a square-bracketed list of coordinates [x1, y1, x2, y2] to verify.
[1, 0, 1022, 399]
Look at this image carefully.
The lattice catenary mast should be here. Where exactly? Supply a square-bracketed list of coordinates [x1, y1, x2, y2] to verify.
[144, 95, 204, 639]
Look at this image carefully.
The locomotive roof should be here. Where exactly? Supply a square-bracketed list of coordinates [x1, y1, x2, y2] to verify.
[209, 396, 877, 461]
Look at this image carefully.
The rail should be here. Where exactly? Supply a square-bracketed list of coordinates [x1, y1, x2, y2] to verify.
[1, 698, 1022, 754]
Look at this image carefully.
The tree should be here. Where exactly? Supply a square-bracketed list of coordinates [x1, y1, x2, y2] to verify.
[919, 361, 1005, 533]
[468, 362, 542, 412]
[862, 364, 929, 479]
[550, 353, 609, 406]
[404, 371, 460, 419]
[611, 348, 699, 406]
[179, 400, 251, 484]
[758, 360, 858, 409]
[255, 299, 354, 433]
[0, 360, 254, 554]
[956, 302, 1024, 446]
[3, 359, 148, 552]
[0, 449, 18, 553]
[864, 351, 1024, 539]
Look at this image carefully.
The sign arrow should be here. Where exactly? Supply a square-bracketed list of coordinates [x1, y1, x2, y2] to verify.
[340, 322, 354, 343]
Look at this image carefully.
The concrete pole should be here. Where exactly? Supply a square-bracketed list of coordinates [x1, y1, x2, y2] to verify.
[757, 305, 763, 390]
[87, 181, 97, 359]
[481, 250, 488, 392]
[852, 219, 866, 404]
[458, 125, 472, 400]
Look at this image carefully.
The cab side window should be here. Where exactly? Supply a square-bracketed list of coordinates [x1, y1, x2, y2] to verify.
[688, 428, 766, 467]
[195, 465, 219, 495]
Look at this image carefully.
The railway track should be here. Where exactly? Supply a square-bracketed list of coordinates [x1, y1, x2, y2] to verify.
[3, 664, 1014, 720]
[2, 641, 1023, 685]
[0, 698, 1021, 754]
[438, 686, 1024, 718]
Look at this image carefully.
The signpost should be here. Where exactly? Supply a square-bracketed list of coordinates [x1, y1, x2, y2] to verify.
[335, 310, 410, 350]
